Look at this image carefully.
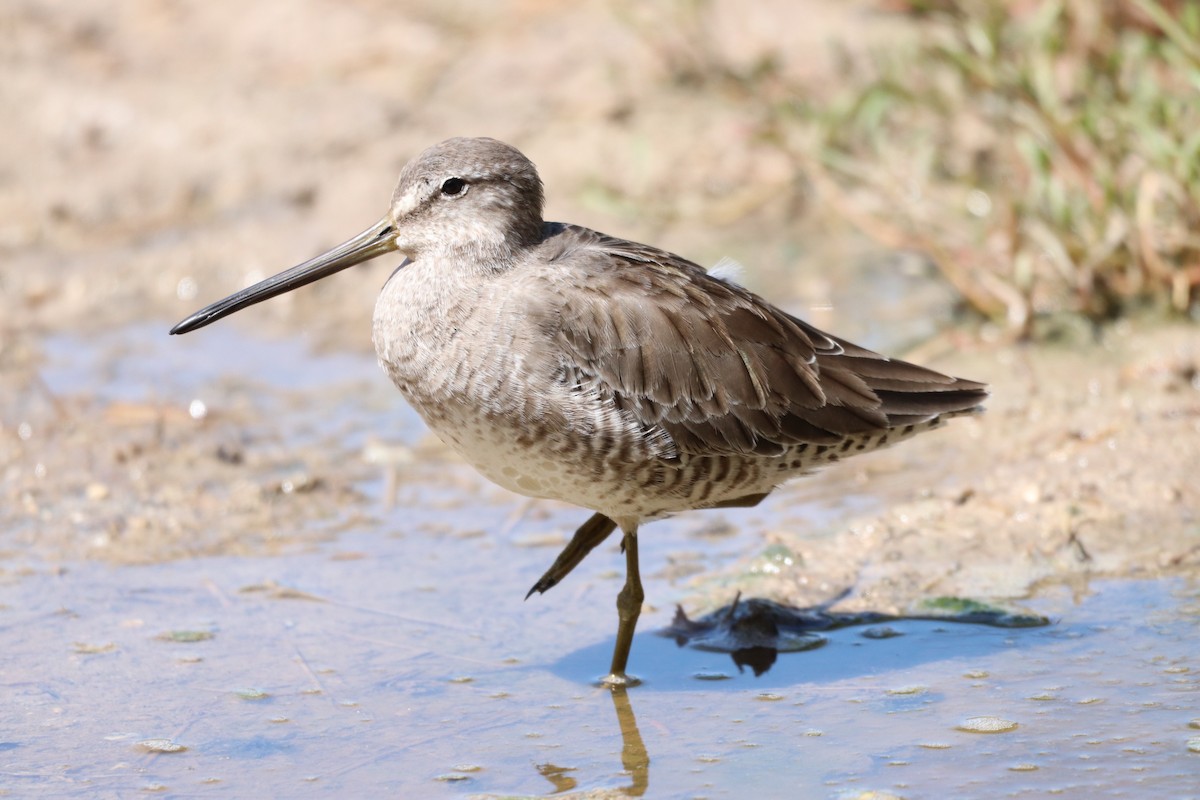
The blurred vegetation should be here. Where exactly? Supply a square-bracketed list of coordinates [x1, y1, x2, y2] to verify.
[622, 0, 1200, 338]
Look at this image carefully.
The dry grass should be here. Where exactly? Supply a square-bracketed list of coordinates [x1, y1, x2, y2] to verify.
[625, 0, 1200, 338]
[809, 0, 1200, 337]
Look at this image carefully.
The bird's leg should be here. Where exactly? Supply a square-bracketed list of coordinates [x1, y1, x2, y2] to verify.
[525, 513, 617, 599]
[604, 523, 644, 686]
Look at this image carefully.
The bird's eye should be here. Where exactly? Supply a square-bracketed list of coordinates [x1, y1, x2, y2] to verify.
[441, 178, 467, 196]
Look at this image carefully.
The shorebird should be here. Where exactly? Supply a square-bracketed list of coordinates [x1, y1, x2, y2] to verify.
[172, 137, 987, 685]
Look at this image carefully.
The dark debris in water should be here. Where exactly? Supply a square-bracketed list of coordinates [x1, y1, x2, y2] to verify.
[661, 592, 1048, 676]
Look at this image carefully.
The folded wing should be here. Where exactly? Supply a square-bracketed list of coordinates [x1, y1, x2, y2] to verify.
[539, 226, 988, 459]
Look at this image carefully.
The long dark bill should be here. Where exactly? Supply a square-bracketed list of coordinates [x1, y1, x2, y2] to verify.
[169, 217, 397, 335]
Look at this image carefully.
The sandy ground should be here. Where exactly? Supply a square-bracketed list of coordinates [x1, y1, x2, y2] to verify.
[4, 4, 1200, 797]
[3, 0, 1198, 655]
[730, 322, 1200, 615]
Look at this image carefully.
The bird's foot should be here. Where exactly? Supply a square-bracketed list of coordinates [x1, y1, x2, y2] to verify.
[524, 513, 617, 599]
[599, 671, 643, 689]
[525, 572, 559, 599]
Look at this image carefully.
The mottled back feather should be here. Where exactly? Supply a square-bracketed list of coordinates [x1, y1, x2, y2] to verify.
[534, 224, 986, 460]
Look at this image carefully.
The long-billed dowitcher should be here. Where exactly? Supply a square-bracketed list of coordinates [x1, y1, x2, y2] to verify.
[172, 137, 987, 685]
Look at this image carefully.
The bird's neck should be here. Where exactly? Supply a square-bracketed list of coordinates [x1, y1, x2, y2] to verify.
[439, 241, 518, 275]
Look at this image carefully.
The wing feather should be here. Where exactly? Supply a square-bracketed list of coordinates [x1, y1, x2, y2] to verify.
[533, 225, 988, 459]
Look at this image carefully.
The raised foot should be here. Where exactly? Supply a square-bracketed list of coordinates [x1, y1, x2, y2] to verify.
[524, 513, 618, 601]
[524, 574, 558, 600]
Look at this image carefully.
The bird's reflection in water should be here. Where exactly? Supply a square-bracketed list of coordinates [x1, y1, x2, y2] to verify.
[611, 687, 649, 796]
[530, 595, 1045, 793]
[536, 687, 650, 797]
[536, 762, 579, 794]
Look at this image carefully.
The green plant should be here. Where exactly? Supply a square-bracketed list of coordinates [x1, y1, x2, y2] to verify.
[805, 0, 1200, 336]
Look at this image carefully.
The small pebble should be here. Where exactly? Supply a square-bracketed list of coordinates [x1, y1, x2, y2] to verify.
[956, 716, 1018, 734]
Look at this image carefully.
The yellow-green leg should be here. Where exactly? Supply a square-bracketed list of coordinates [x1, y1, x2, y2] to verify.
[604, 524, 644, 686]
[525, 513, 617, 599]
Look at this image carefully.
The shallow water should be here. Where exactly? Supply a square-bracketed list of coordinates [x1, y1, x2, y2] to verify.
[3, 535, 1198, 797]
[3, 325, 1198, 798]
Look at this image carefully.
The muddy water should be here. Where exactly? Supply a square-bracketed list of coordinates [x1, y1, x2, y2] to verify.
[2, 322, 1197, 798]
